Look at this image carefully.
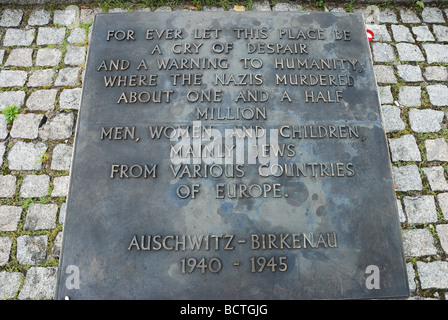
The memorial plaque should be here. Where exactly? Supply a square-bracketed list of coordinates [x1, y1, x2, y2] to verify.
[56, 11, 410, 300]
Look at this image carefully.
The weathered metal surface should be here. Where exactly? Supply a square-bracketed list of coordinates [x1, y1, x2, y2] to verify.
[56, 11, 409, 300]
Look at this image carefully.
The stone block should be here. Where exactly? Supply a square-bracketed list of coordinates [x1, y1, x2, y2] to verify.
[28, 9, 50, 26]
[400, 9, 421, 23]
[26, 89, 58, 111]
[366, 24, 391, 42]
[0, 272, 22, 299]
[391, 25, 414, 42]
[39, 113, 75, 140]
[393, 165, 422, 191]
[5, 48, 33, 67]
[389, 134, 421, 162]
[417, 261, 448, 290]
[0, 70, 28, 88]
[18, 267, 57, 300]
[425, 138, 448, 162]
[7, 141, 48, 171]
[423, 44, 448, 64]
[64, 45, 86, 66]
[3, 29, 34, 46]
[0, 206, 21, 232]
[421, 7, 445, 23]
[54, 67, 80, 87]
[422, 167, 448, 191]
[0, 91, 25, 110]
[10, 113, 45, 139]
[424, 66, 448, 82]
[60, 88, 82, 110]
[36, 27, 66, 45]
[0, 9, 23, 27]
[0, 237, 12, 266]
[52, 176, 70, 197]
[24, 203, 58, 231]
[409, 109, 444, 133]
[396, 65, 422, 82]
[20, 175, 50, 198]
[398, 86, 421, 107]
[67, 28, 86, 44]
[403, 195, 438, 224]
[412, 26, 435, 42]
[438, 193, 448, 219]
[396, 43, 424, 62]
[373, 65, 396, 83]
[0, 175, 16, 198]
[380, 105, 405, 133]
[51, 144, 73, 171]
[54, 8, 79, 27]
[27, 69, 56, 87]
[426, 84, 448, 107]
[372, 42, 395, 62]
[17, 235, 48, 266]
[402, 228, 437, 257]
[433, 25, 448, 42]
[0, 114, 8, 139]
[35, 48, 62, 67]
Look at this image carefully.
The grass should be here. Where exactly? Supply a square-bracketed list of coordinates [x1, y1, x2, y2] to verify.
[1, 105, 20, 123]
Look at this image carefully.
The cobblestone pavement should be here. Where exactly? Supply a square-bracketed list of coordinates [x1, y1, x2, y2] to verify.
[0, 1, 447, 300]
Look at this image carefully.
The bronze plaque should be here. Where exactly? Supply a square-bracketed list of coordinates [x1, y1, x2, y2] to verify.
[56, 11, 409, 300]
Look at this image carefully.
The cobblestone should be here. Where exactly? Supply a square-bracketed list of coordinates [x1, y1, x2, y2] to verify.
[35, 48, 63, 67]
[396, 43, 425, 62]
[438, 193, 448, 219]
[23, 203, 58, 231]
[402, 228, 438, 257]
[392, 164, 423, 191]
[403, 195, 438, 224]
[10, 113, 44, 139]
[0, 1, 447, 300]
[51, 144, 73, 170]
[422, 167, 448, 191]
[398, 86, 421, 107]
[0, 206, 21, 231]
[0, 70, 28, 87]
[412, 26, 435, 42]
[16, 235, 47, 265]
[3, 29, 34, 46]
[0, 9, 23, 27]
[27, 69, 56, 87]
[423, 44, 448, 63]
[26, 89, 58, 111]
[424, 66, 448, 81]
[7, 141, 47, 171]
[0, 175, 16, 198]
[396, 65, 423, 82]
[19, 174, 50, 198]
[418, 261, 448, 289]
[391, 25, 414, 42]
[0, 271, 22, 299]
[425, 138, 448, 162]
[0, 91, 25, 110]
[437, 225, 448, 255]
[28, 9, 51, 26]
[0, 237, 12, 266]
[5, 48, 33, 67]
[18, 267, 57, 300]
[426, 85, 448, 107]
[409, 109, 444, 132]
[39, 112, 75, 140]
[36, 27, 67, 46]
[389, 134, 421, 162]
[380, 105, 405, 132]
